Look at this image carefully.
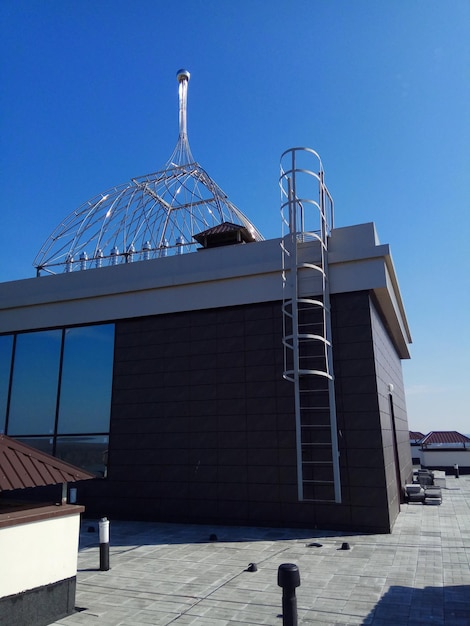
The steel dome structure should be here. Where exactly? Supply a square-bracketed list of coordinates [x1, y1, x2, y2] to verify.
[34, 69, 263, 275]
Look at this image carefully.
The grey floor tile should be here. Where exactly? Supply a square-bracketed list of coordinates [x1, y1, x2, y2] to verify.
[50, 475, 470, 626]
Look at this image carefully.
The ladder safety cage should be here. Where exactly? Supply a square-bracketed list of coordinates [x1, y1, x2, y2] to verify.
[280, 147, 341, 504]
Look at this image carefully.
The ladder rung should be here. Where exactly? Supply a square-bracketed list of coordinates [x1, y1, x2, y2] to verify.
[303, 480, 335, 485]
[299, 402, 329, 407]
[302, 460, 334, 465]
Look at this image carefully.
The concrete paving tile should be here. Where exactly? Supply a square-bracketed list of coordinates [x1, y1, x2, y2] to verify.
[81, 593, 132, 608]
[312, 597, 348, 612]
[301, 609, 364, 625]
[349, 590, 382, 604]
[354, 576, 387, 587]
[210, 585, 280, 602]
[116, 613, 178, 626]
[188, 603, 276, 622]
[317, 588, 354, 601]
[341, 600, 378, 617]
[328, 574, 362, 584]
[74, 607, 139, 624]
[125, 598, 176, 613]
[50, 475, 470, 626]
[52, 617, 96, 626]
[164, 618, 237, 625]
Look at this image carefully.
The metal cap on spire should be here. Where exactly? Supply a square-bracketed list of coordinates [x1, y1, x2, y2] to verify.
[176, 69, 190, 82]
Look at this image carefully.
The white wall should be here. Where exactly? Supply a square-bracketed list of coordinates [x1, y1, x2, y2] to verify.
[0, 513, 80, 598]
[415, 448, 470, 469]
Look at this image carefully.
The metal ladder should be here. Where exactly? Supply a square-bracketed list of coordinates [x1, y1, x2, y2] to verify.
[280, 147, 341, 503]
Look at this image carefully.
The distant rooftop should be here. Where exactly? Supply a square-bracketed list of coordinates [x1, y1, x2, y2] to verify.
[420, 431, 470, 446]
[409, 431, 425, 442]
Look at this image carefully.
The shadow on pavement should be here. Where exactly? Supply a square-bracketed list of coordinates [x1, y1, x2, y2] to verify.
[363, 584, 470, 625]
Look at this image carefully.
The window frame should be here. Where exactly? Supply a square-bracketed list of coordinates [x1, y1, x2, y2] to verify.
[0, 322, 115, 475]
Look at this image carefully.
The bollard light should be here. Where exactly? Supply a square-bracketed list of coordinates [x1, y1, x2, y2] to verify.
[99, 517, 110, 571]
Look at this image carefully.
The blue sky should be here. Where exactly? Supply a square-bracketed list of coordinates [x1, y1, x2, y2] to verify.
[1, 1, 469, 434]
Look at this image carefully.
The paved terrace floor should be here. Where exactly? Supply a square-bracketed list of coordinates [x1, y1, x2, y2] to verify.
[55, 475, 470, 626]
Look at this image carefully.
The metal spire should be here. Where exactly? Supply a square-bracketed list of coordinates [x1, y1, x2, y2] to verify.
[33, 69, 263, 275]
[178, 69, 190, 139]
[167, 69, 194, 166]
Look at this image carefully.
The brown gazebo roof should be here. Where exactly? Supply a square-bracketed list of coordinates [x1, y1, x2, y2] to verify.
[0, 435, 95, 492]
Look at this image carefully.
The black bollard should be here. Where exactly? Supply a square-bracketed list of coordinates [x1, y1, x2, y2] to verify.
[99, 517, 110, 571]
[277, 563, 301, 626]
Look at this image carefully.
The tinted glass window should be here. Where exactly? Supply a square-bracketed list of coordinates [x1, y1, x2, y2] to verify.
[0, 335, 13, 434]
[56, 435, 109, 477]
[8, 330, 62, 435]
[57, 325, 114, 434]
[14, 436, 54, 456]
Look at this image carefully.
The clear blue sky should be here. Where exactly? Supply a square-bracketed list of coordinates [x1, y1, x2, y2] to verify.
[1, 1, 469, 434]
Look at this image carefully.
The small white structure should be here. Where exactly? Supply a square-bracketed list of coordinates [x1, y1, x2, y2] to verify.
[0, 435, 94, 626]
[410, 431, 470, 473]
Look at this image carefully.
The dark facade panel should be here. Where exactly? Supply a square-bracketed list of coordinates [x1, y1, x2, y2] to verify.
[369, 296, 413, 525]
[77, 294, 409, 533]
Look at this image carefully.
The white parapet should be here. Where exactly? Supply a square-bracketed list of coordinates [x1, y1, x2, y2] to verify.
[0, 505, 82, 598]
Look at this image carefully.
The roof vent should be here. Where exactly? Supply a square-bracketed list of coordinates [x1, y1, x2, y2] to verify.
[193, 222, 256, 249]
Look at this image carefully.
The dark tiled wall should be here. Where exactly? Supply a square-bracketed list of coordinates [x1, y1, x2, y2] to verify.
[88, 303, 298, 526]
[330, 292, 411, 531]
[80, 293, 410, 533]
[331, 292, 390, 530]
[369, 296, 413, 526]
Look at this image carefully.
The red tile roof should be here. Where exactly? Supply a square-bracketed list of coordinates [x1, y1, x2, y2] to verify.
[0, 435, 96, 492]
[421, 431, 470, 445]
[409, 431, 425, 441]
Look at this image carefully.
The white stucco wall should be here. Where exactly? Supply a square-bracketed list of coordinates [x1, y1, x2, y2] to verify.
[0, 513, 80, 598]
[413, 448, 470, 469]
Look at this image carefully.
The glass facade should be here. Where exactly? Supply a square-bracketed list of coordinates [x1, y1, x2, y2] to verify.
[14, 436, 54, 456]
[0, 323, 114, 475]
[0, 334, 13, 434]
[56, 435, 109, 477]
[8, 330, 62, 436]
[58, 325, 115, 434]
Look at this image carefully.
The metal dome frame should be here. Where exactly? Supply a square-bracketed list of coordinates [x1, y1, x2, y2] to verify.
[34, 69, 263, 275]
